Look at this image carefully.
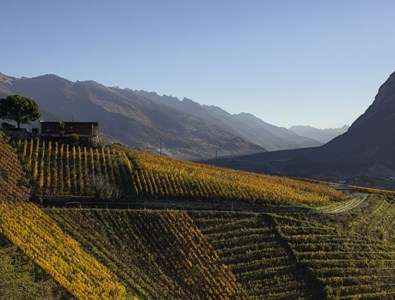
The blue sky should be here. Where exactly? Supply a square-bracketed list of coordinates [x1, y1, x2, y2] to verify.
[2, 0, 395, 128]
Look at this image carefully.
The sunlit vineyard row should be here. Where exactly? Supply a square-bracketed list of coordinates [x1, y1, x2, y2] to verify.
[0, 136, 126, 299]
[120, 146, 347, 205]
[0, 202, 126, 300]
[46, 208, 246, 299]
[15, 139, 347, 205]
[15, 139, 133, 196]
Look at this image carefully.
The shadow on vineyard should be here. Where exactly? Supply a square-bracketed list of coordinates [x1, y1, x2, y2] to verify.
[0, 235, 72, 300]
[46, 209, 247, 299]
[3, 134, 395, 299]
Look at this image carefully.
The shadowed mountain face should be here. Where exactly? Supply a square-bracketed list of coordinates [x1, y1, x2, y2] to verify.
[0, 72, 266, 160]
[137, 91, 321, 151]
[0, 71, 322, 160]
[205, 71, 395, 181]
[289, 125, 349, 144]
[315, 71, 395, 166]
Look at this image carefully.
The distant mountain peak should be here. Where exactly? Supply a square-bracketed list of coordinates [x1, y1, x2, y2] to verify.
[0, 73, 14, 85]
[0, 71, 265, 160]
[289, 125, 349, 144]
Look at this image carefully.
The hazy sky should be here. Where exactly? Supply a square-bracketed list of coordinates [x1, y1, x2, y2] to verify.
[2, 0, 395, 128]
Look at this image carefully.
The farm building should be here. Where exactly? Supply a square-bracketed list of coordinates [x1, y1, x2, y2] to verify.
[40, 121, 99, 143]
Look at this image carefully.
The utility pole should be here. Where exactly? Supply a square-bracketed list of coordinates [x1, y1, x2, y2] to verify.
[215, 149, 218, 160]
[159, 137, 162, 156]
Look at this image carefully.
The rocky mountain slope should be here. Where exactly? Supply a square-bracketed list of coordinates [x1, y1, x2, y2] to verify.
[137, 91, 321, 151]
[0, 72, 264, 160]
[206, 71, 395, 182]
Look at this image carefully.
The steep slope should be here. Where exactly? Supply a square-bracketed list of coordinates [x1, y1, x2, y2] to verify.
[0, 72, 263, 160]
[207, 71, 395, 181]
[273, 195, 395, 299]
[283, 71, 395, 177]
[47, 209, 247, 299]
[0, 134, 126, 299]
[289, 125, 349, 144]
[137, 90, 322, 151]
[14, 139, 346, 206]
[315, 71, 395, 166]
[0, 133, 72, 299]
[191, 212, 316, 299]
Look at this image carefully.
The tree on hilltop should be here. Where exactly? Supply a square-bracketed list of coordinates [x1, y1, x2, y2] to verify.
[0, 95, 40, 129]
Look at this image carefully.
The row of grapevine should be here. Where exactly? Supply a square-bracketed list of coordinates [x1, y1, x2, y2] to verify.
[14, 139, 347, 206]
[191, 211, 313, 299]
[119, 146, 347, 205]
[344, 195, 395, 242]
[273, 206, 395, 299]
[15, 139, 133, 196]
[0, 136, 126, 299]
[0, 135, 30, 201]
[0, 202, 126, 300]
[47, 208, 247, 299]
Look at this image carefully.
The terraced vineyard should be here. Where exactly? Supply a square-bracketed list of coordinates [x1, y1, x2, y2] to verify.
[0, 134, 126, 299]
[6, 135, 395, 299]
[191, 212, 322, 299]
[272, 196, 395, 299]
[14, 139, 346, 206]
[0, 135, 30, 202]
[14, 139, 133, 197]
[46, 208, 246, 299]
[0, 202, 126, 299]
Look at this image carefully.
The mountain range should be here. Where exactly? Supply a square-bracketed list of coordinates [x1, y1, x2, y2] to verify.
[289, 125, 349, 144]
[0, 72, 333, 160]
[206, 71, 395, 185]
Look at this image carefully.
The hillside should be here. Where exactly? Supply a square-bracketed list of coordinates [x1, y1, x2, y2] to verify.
[5, 133, 395, 298]
[206, 71, 395, 185]
[191, 211, 316, 299]
[0, 71, 327, 160]
[13, 139, 345, 206]
[137, 91, 321, 151]
[0, 134, 126, 299]
[46, 209, 246, 299]
[0, 134, 72, 299]
[0, 72, 266, 160]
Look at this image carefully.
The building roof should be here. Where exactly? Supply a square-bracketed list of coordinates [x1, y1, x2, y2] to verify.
[40, 121, 99, 126]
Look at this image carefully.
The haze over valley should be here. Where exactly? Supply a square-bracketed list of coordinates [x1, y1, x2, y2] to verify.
[3, 1, 395, 299]
[0, 71, 337, 160]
